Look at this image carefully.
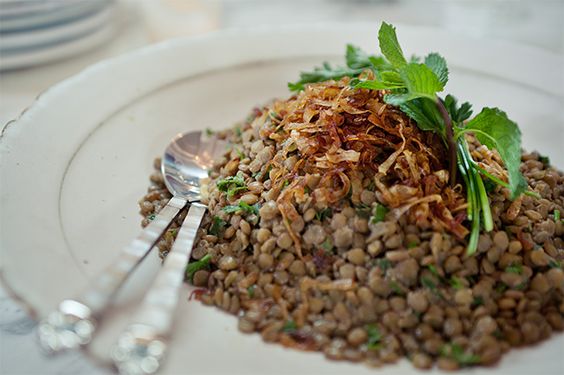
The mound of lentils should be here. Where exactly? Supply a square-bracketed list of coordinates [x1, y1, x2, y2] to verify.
[139, 111, 563, 371]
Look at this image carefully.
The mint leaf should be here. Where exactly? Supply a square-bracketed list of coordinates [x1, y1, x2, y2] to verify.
[424, 53, 449, 86]
[444, 94, 473, 123]
[403, 63, 444, 98]
[355, 79, 404, 90]
[346, 44, 372, 69]
[399, 97, 445, 135]
[288, 61, 366, 92]
[378, 22, 407, 68]
[369, 56, 393, 71]
[383, 63, 443, 106]
[463, 108, 527, 199]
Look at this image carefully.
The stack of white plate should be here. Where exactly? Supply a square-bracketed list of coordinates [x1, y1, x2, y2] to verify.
[0, 0, 116, 71]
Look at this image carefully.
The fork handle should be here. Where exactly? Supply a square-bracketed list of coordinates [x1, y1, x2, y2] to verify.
[38, 196, 188, 353]
[78, 196, 189, 315]
[124, 202, 206, 333]
[111, 203, 206, 372]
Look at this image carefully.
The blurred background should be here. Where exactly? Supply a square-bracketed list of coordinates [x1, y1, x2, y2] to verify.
[0, 1, 562, 374]
[1, 0, 563, 126]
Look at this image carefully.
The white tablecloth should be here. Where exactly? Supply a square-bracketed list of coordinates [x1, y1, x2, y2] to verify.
[1, 1, 562, 374]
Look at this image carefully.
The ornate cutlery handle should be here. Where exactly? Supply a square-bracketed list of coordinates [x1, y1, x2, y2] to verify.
[37, 196, 188, 354]
[111, 203, 207, 375]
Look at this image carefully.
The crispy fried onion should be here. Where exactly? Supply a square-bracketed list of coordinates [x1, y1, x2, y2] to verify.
[260, 75, 468, 257]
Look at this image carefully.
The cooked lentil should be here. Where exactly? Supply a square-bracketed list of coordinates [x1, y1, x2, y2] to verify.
[139, 78, 564, 370]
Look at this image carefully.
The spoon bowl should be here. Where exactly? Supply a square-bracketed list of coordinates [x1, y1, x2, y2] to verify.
[162, 131, 229, 201]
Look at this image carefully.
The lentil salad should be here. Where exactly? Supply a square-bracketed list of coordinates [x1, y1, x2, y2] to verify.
[138, 24, 564, 371]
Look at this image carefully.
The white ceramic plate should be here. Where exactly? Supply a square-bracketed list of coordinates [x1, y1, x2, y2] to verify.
[0, 18, 115, 71]
[1, 24, 563, 375]
[0, 4, 113, 52]
[0, 0, 110, 32]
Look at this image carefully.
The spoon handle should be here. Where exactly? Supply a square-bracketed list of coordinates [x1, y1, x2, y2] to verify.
[37, 196, 188, 353]
[111, 203, 207, 373]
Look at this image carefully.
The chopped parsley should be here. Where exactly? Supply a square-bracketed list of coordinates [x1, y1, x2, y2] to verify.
[370, 204, 389, 224]
[407, 240, 418, 249]
[209, 216, 226, 236]
[315, 207, 333, 221]
[147, 214, 156, 221]
[505, 263, 523, 274]
[234, 126, 242, 137]
[234, 147, 245, 160]
[321, 237, 333, 253]
[548, 260, 561, 269]
[421, 276, 445, 300]
[247, 285, 255, 298]
[217, 172, 247, 198]
[205, 128, 214, 136]
[554, 209, 561, 222]
[365, 324, 382, 350]
[441, 343, 480, 366]
[222, 201, 260, 216]
[355, 203, 372, 218]
[282, 320, 297, 333]
[377, 258, 392, 271]
[186, 254, 212, 282]
[495, 282, 508, 294]
[471, 296, 484, 308]
[450, 277, 464, 290]
[389, 281, 405, 296]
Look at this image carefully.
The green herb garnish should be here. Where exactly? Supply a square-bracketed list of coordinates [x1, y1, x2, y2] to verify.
[407, 240, 418, 249]
[554, 209, 561, 222]
[355, 203, 372, 218]
[205, 128, 214, 136]
[548, 260, 561, 269]
[539, 154, 550, 167]
[234, 126, 242, 137]
[282, 320, 297, 333]
[217, 172, 247, 198]
[441, 343, 481, 367]
[186, 254, 212, 282]
[449, 276, 464, 290]
[370, 203, 389, 224]
[234, 147, 245, 160]
[495, 282, 508, 294]
[209, 216, 226, 236]
[321, 238, 333, 253]
[315, 207, 333, 221]
[471, 296, 484, 307]
[147, 214, 156, 221]
[505, 263, 523, 274]
[389, 281, 405, 296]
[377, 258, 392, 271]
[222, 201, 260, 216]
[247, 285, 255, 298]
[427, 264, 440, 279]
[289, 22, 529, 256]
[365, 324, 382, 350]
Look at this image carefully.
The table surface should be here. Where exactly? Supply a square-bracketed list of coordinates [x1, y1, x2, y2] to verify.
[1, 1, 563, 374]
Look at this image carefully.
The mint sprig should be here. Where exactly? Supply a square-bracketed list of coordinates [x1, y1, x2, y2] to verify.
[287, 22, 530, 255]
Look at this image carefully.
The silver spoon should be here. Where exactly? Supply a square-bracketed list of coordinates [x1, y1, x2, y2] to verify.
[37, 130, 228, 355]
[110, 132, 228, 374]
